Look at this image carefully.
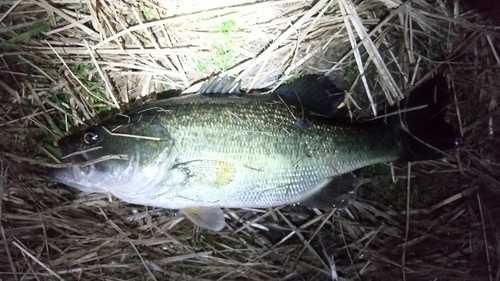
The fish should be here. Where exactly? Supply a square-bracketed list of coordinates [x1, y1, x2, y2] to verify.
[51, 74, 459, 231]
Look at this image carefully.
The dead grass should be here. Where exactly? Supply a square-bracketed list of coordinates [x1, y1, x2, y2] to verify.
[1, 0, 499, 280]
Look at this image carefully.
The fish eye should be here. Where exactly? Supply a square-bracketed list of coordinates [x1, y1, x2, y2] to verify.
[83, 131, 99, 145]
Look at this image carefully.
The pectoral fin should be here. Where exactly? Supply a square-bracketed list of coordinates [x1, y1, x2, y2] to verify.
[174, 160, 236, 188]
[299, 173, 360, 209]
[181, 207, 226, 231]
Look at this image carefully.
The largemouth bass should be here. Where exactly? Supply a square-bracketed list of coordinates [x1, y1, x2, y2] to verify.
[52, 75, 458, 231]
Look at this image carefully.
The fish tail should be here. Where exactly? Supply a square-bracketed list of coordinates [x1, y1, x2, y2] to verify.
[393, 75, 462, 162]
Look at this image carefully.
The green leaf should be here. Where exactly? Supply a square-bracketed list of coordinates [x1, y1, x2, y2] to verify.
[6, 15, 63, 45]
[219, 20, 235, 35]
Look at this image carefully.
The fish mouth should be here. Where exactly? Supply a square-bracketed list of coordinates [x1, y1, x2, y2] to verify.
[52, 136, 93, 184]
[50, 149, 103, 193]
[56, 134, 92, 170]
[51, 165, 106, 193]
[51, 160, 92, 181]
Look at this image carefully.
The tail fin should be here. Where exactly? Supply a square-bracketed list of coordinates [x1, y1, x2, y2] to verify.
[395, 75, 461, 162]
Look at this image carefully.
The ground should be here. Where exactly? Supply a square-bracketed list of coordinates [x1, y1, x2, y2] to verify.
[1, 0, 499, 280]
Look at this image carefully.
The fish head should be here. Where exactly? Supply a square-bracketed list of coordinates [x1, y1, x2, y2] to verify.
[52, 123, 176, 196]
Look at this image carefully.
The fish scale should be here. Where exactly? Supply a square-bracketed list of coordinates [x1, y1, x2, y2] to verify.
[115, 95, 401, 210]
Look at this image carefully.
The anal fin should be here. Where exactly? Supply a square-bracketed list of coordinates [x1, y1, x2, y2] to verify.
[181, 207, 226, 231]
[299, 173, 360, 209]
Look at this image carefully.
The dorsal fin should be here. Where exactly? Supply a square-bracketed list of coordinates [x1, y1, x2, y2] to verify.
[273, 74, 347, 117]
[198, 74, 348, 118]
[199, 76, 241, 95]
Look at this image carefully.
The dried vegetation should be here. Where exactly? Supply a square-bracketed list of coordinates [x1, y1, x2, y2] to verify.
[1, 0, 499, 280]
